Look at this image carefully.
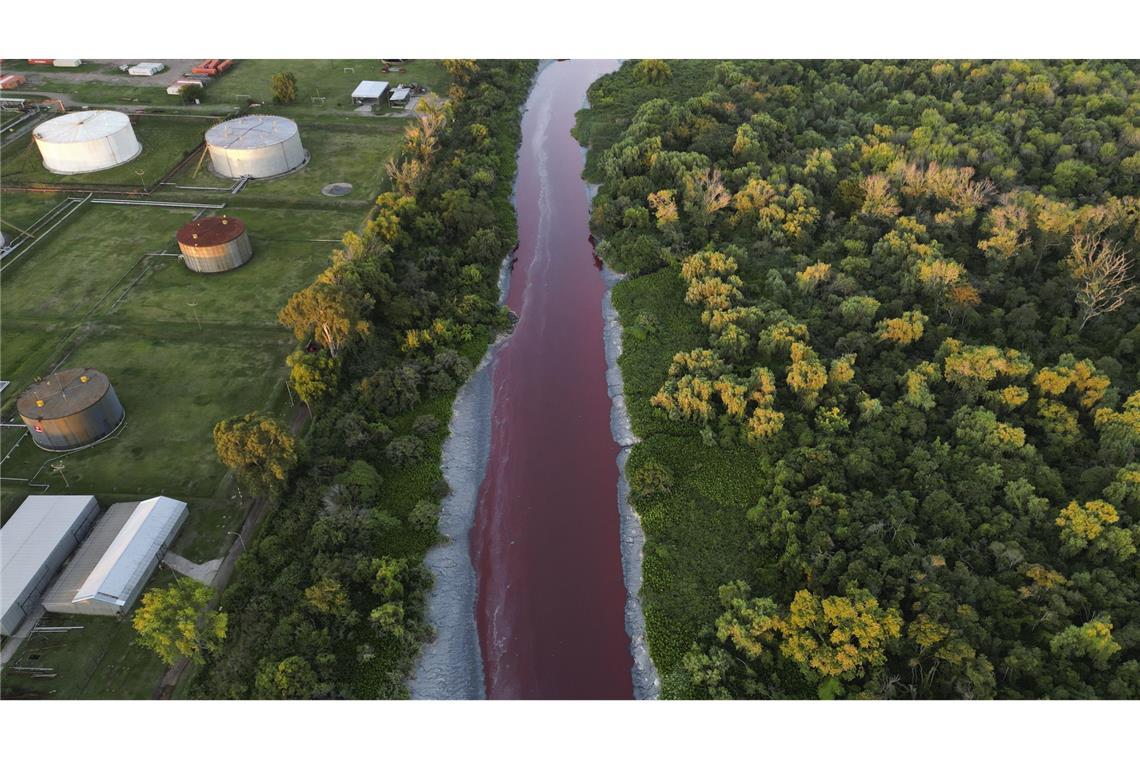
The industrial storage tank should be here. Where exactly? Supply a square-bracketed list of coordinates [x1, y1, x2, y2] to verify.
[205, 115, 306, 179]
[176, 215, 253, 273]
[16, 368, 125, 451]
[33, 111, 142, 174]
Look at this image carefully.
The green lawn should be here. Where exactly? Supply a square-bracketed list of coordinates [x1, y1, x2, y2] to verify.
[1, 114, 210, 188]
[166, 118, 404, 202]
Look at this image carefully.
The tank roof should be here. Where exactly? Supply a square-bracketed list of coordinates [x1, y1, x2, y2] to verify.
[205, 114, 298, 150]
[177, 215, 247, 247]
[17, 368, 112, 421]
[34, 110, 131, 143]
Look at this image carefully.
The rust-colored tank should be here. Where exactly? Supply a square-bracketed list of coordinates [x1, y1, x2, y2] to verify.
[16, 368, 125, 451]
[176, 215, 253, 273]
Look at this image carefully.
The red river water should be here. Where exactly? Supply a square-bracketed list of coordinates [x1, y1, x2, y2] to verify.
[469, 59, 633, 699]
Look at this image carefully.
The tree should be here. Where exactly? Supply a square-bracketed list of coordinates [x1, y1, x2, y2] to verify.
[270, 71, 297, 104]
[286, 349, 340, 410]
[1066, 233, 1135, 330]
[132, 577, 226, 666]
[255, 655, 322, 699]
[278, 273, 374, 357]
[213, 412, 299, 497]
[637, 59, 672, 84]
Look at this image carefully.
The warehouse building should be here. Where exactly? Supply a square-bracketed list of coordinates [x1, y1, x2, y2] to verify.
[42, 496, 188, 617]
[205, 114, 306, 179]
[16, 368, 125, 451]
[176, 215, 253, 273]
[33, 110, 141, 174]
[1, 495, 99, 636]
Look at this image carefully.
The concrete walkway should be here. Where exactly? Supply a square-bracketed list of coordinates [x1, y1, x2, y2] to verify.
[162, 551, 223, 586]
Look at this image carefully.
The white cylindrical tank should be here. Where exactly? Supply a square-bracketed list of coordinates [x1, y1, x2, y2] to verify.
[33, 111, 142, 174]
[205, 115, 306, 179]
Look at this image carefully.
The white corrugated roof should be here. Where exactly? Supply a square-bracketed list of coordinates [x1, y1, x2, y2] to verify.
[205, 115, 298, 150]
[352, 80, 389, 99]
[390, 86, 412, 100]
[72, 496, 187, 607]
[34, 110, 131, 143]
[1, 495, 97, 616]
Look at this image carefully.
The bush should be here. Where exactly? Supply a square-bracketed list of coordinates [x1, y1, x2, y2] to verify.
[386, 435, 426, 467]
[408, 500, 441, 531]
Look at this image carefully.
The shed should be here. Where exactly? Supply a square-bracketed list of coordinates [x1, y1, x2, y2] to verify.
[1, 495, 99, 635]
[389, 85, 413, 109]
[351, 80, 389, 105]
[53, 59, 83, 67]
[42, 496, 187, 617]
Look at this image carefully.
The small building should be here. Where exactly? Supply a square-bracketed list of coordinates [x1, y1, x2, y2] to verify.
[351, 80, 389, 106]
[177, 215, 253, 273]
[1, 495, 99, 635]
[389, 85, 413, 109]
[129, 62, 165, 76]
[0, 74, 26, 91]
[42, 496, 188, 617]
[16, 368, 125, 451]
[53, 59, 83, 67]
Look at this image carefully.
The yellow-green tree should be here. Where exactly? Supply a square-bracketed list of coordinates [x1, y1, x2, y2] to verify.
[132, 577, 226, 666]
[779, 588, 903, 681]
[213, 412, 299, 497]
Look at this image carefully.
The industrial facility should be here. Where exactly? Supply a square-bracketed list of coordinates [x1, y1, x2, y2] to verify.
[177, 215, 253, 273]
[42, 496, 188, 617]
[204, 114, 306, 179]
[1, 495, 99, 636]
[32, 110, 142, 174]
[16, 368, 125, 451]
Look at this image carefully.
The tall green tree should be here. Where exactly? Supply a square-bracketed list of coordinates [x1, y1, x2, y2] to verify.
[132, 577, 227, 666]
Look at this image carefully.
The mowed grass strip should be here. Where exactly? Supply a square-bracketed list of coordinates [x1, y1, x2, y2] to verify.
[0, 204, 198, 323]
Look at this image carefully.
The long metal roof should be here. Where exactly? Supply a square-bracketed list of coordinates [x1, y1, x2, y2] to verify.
[1, 495, 98, 616]
[34, 110, 131, 143]
[72, 496, 187, 607]
[205, 115, 298, 150]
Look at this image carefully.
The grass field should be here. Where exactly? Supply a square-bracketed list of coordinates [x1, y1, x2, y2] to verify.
[0, 114, 211, 188]
[0, 60, 412, 699]
[167, 118, 404, 202]
[201, 60, 448, 115]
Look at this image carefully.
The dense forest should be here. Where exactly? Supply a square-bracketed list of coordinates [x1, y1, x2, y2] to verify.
[577, 60, 1140, 698]
[194, 60, 536, 698]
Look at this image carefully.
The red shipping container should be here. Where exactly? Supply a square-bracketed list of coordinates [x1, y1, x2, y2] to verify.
[27, 58, 54, 65]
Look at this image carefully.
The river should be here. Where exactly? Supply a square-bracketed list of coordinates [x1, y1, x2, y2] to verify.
[410, 59, 634, 700]
[469, 59, 632, 699]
